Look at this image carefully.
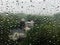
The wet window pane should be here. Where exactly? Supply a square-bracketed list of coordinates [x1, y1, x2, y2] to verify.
[0, 0, 60, 45]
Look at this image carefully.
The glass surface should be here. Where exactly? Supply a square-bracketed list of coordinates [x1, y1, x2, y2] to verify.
[0, 0, 60, 45]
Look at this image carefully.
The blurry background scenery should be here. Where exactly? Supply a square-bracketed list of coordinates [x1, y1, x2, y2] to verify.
[0, 0, 60, 45]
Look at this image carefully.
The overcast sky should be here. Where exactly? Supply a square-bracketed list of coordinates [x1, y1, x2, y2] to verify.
[0, 0, 60, 15]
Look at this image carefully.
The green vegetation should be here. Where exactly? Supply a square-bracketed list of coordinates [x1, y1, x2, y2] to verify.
[0, 13, 60, 45]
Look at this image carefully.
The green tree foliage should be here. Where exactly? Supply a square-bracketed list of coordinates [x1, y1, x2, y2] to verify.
[21, 15, 59, 45]
[0, 13, 60, 45]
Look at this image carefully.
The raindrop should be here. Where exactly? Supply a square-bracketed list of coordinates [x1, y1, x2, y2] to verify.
[7, 19, 9, 21]
[57, 40, 60, 41]
[6, 13, 9, 15]
[1, 3, 3, 5]
[31, 5, 35, 7]
[53, 43, 56, 44]
[52, 36, 55, 38]
[43, 8, 45, 10]
[43, 0, 46, 1]
[21, 6, 23, 8]
[49, 40, 51, 43]
[16, 0, 18, 2]
[30, 0, 32, 2]
[22, 1, 23, 3]
[57, 6, 60, 8]
[12, 1, 14, 3]
[6, 5, 9, 7]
